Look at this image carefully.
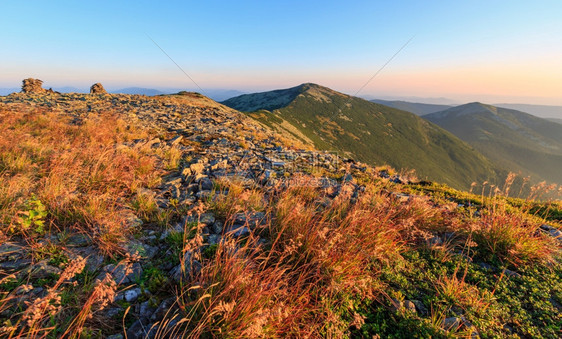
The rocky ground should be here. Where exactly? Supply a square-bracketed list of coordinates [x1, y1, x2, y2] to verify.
[0, 92, 390, 337]
[0, 92, 560, 338]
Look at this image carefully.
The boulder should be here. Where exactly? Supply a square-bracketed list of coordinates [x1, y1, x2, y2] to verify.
[90, 83, 107, 94]
[21, 78, 46, 94]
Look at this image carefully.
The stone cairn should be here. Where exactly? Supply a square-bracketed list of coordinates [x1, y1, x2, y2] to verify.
[21, 78, 47, 94]
[90, 83, 108, 94]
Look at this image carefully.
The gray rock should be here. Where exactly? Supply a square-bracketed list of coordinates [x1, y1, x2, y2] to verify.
[189, 162, 205, 176]
[195, 190, 213, 200]
[199, 212, 216, 226]
[503, 268, 521, 278]
[411, 300, 428, 316]
[0, 243, 24, 261]
[124, 288, 142, 302]
[232, 212, 266, 229]
[137, 300, 156, 319]
[208, 234, 220, 245]
[126, 241, 157, 259]
[20, 260, 62, 280]
[127, 319, 156, 339]
[0, 258, 32, 271]
[540, 224, 562, 243]
[151, 297, 177, 321]
[169, 135, 183, 146]
[66, 234, 90, 247]
[442, 317, 461, 330]
[199, 177, 214, 191]
[212, 220, 224, 234]
[97, 262, 142, 285]
[103, 307, 123, 318]
[227, 226, 250, 237]
[403, 300, 417, 313]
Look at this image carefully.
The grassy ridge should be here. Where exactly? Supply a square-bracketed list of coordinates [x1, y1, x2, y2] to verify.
[425, 102, 562, 186]
[1, 97, 561, 338]
[224, 84, 502, 190]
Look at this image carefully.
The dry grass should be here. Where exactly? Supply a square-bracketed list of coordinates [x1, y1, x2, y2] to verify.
[471, 202, 559, 266]
[166, 178, 465, 337]
[0, 106, 165, 337]
[1, 105, 560, 337]
[0, 107, 161, 256]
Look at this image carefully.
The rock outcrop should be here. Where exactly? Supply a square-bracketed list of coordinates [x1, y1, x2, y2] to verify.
[21, 78, 46, 94]
[90, 83, 107, 94]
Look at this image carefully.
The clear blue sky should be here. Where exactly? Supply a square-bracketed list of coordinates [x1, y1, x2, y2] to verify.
[2, 1, 561, 103]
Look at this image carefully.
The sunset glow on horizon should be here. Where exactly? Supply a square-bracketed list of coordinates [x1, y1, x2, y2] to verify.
[1, 1, 561, 104]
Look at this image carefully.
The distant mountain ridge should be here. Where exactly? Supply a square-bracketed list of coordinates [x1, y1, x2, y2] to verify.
[495, 103, 562, 119]
[369, 99, 452, 116]
[223, 83, 501, 190]
[425, 102, 562, 185]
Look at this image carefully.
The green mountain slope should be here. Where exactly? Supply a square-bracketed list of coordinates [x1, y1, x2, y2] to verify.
[223, 83, 501, 190]
[370, 99, 452, 116]
[425, 102, 562, 185]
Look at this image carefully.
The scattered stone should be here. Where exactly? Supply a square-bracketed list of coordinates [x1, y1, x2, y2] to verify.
[126, 319, 156, 339]
[103, 307, 123, 318]
[189, 162, 205, 176]
[208, 234, 220, 245]
[124, 288, 142, 302]
[226, 225, 250, 238]
[97, 262, 142, 285]
[67, 234, 90, 247]
[411, 300, 428, 316]
[0, 243, 24, 261]
[196, 190, 212, 200]
[403, 300, 417, 313]
[199, 212, 216, 226]
[137, 300, 156, 319]
[0, 258, 32, 271]
[19, 260, 62, 280]
[169, 135, 183, 145]
[199, 177, 214, 191]
[540, 224, 562, 244]
[90, 83, 107, 94]
[151, 297, 176, 321]
[212, 220, 224, 234]
[442, 317, 461, 330]
[503, 268, 521, 279]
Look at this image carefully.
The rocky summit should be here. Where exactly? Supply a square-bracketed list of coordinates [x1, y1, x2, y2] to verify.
[0, 90, 561, 338]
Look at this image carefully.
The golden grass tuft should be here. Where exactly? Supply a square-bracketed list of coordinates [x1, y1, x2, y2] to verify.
[0, 107, 162, 256]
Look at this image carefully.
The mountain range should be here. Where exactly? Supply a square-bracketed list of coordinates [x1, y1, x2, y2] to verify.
[369, 99, 452, 116]
[223, 83, 501, 190]
[494, 103, 562, 120]
[425, 103, 562, 186]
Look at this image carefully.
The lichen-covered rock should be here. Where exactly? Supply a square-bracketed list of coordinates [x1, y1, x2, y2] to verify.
[21, 78, 46, 94]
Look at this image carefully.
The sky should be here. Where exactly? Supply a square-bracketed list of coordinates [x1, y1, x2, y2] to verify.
[1, 1, 561, 104]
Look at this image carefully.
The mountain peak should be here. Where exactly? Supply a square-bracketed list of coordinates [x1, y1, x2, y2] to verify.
[222, 83, 342, 112]
[427, 102, 498, 118]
